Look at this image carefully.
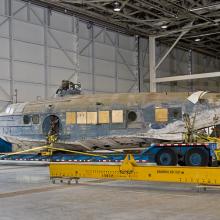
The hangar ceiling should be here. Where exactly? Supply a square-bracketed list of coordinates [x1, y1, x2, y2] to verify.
[27, 0, 220, 58]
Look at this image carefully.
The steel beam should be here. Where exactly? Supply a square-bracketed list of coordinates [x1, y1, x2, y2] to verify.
[105, 31, 137, 81]
[30, 6, 78, 68]
[91, 24, 95, 94]
[114, 32, 119, 93]
[137, 36, 143, 92]
[68, 17, 79, 83]
[0, 3, 28, 28]
[149, 36, 156, 92]
[44, 8, 49, 98]
[8, 0, 14, 102]
[155, 27, 190, 70]
[79, 28, 104, 55]
[155, 72, 220, 83]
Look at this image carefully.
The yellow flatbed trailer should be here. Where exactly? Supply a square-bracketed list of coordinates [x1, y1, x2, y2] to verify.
[49, 154, 220, 187]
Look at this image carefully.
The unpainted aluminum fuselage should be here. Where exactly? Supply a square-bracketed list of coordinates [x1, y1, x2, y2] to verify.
[0, 92, 220, 151]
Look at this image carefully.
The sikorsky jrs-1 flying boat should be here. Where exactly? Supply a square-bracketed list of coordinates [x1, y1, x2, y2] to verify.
[0, 80, 220, 151]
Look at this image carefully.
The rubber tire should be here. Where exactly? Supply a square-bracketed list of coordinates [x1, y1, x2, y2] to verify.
[178, 160, 185, 166]
[185, 148, 209, 166]
[155, 148, 178, 166]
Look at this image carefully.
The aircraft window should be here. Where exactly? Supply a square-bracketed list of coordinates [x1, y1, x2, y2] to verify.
[87, 112, 97, 124]
[169, 107, 182, 120]
[98, 111, 109, 124]
[127, 111, 137, 122]
[9, 107, 14, 114]
[66, 112, 76, 125]
[32, 115, 40, 124]
[155, 108, 168, 122]
[77, 112, 87, 124]
[5, 106, 11, 114]
[112, 110, 123, 123]
[23, 115, 31, 124]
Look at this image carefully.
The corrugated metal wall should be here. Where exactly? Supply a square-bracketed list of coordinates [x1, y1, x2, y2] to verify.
[0, 0, 138, 104]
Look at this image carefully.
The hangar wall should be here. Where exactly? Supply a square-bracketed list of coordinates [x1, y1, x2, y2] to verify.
[0, 0, 219, 107]
[0, 0, 138, 104]
[139, 38, 220, 92]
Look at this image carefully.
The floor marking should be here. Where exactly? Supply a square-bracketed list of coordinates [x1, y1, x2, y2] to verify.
[0, 185, 74, 199]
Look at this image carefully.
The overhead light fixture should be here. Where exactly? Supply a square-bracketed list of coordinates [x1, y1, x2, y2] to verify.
[194, 38, 201, 42]
[161, 25, 168, 29]
[113, 1, 121, 12]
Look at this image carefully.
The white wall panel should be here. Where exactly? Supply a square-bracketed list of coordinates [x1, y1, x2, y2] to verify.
[14, 82, 44, 102]
[47, 48, 74, 68]
[13, 0, 27, 21]
[78, 38, 91, 56]
[119, 34, 135, 51]
[78, 73, 93, 91]
[94, 26, 104, 43]
[79, 56, 92, 74]
[94, 42, 115, 61]
[117, 80, 135, 93]
[29, 5, 44, 25]
[48, 85, 59, 98]
[95, 76, 115, 92]
[0, 37, 9, 58]
[14, 40, 44, 64]
[0, 0, 139, 103]
[14, 20, 44, 44]
[0, 1, 5, 15]
[50, 11, 73, 33]
[117, 63, 136, 80]
[78, 22, 90, 39]
[95, 59, 114, 77]
[104, 30, 115, 46]
[48, 67, 74, 85]
[0, 16, 9, 37]
[0, 59, 10, 80]
[48, 29, 77, 51]
[117, 48, 136, 66]
[13, 61, 44, 83]
[0, 80, 10, 100]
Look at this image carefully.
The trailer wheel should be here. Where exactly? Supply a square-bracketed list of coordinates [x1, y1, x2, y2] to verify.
[185, 148, 209, 166]
[155, 148, 177, 166]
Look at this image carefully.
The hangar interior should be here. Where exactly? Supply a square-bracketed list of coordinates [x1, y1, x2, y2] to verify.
[1, 1, 220, 220]
[0, 0, 220, 108]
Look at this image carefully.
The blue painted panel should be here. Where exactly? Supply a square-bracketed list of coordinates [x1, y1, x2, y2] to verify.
[0, 138, 12, 152]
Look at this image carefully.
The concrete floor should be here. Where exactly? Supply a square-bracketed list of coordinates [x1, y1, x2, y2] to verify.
[0, 165, 220, 220]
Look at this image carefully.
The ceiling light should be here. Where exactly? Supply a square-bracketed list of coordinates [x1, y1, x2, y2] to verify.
[113, 1, 121, 12]
[161, 25, 168, 29]
[194, 38, 201, 42]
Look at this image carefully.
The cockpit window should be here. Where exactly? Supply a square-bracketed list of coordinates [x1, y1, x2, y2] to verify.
[5, 103, 27, 114]
[32, 115, 40, 124]
[23, 115, 31, 124]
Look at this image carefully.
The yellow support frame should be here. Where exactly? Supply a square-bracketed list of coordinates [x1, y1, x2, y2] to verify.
[49, 155, 220, 186]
